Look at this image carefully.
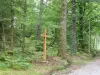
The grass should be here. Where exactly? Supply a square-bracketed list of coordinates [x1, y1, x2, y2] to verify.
[0, 65, 64, 75]
[0, 65, 41, 75]
[0, 47, 68, 75]
[0, 55, 95, 75]
[0, 48, 95, 75]
[0, 57, 68, 75]
[72, 53, 94, 66]
[0, 52, 93, 75]
[0, 66, 44, 75]
[73, 59, 91, 65]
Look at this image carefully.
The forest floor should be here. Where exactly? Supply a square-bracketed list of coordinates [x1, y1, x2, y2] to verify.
[0, 56, 68, 75]
[0, 54, 99, 75]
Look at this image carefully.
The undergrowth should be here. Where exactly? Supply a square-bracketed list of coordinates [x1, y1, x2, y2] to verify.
[0, 50, 32, 70]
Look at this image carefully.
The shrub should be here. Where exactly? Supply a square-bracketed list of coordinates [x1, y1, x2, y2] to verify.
[0, 62, 10, 70]
[10, 62, 31, 70]
[0, 52, 31, 70]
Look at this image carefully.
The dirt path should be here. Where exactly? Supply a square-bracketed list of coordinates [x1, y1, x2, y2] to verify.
[52, 59, 100, 75]
[68, 59, 100, 75]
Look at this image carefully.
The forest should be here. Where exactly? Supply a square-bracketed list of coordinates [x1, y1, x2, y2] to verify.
[0, 0, 100, 75]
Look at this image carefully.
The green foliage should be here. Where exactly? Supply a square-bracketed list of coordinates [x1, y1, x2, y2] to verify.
[0, 0, 100, 71]
[5, 50, 14, 56]
[0, 62, 10, 70]
[91, 49, 98, 57]
[9, 62, 30, 70]
[0, 61, 30, 70]
[35, 41, 43, 52]
[0, 51, 31, 70]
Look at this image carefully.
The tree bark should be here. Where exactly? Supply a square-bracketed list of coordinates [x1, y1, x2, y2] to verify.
[89, 21, 91, 54]
[71, 0, 76, 54]
[58, 0, 67, 59]
[11, 0, 14, 51]
[37, 0, 43, 40]
[22, 0, 27, 52]
[0, 22, 3, 50]
[2, 24, 6, 51]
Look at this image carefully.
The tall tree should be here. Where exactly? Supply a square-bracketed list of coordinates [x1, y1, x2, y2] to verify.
[71, 0, 76, 53]
[58, 0, 67, 58]
[78, 1, 86, 51]
[37, 0, 43, 40]
[11, 0, 14, 50]
[0, 22, 3, 50]
[89, 21, 91, 54]
[2, 24, 6, 51]
[22, 0, 27, 52]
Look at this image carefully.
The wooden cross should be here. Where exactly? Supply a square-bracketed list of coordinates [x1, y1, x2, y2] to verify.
[41, 29, 48, 61]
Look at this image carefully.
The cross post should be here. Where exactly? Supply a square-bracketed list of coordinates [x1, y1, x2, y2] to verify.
[41, 29, 48, 61]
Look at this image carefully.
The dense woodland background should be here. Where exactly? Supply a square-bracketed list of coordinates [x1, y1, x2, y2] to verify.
[0, 0, 100, 70]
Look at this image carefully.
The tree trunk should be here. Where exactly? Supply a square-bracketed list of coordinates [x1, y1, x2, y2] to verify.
[37, 0, 43, 40]
[2, 24, 6, 51]
[88, 21, 91, 54]
[22, 0, 27, 52]
[78, 2, 86, 51]
[71, 0, 76, 54]
[58, 0, 67, 59]
[0, 22, 3, 50]
[11, 1, 14, 51]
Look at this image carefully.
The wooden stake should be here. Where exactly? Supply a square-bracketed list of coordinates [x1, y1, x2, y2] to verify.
[41, 29, 48, 61]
